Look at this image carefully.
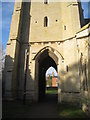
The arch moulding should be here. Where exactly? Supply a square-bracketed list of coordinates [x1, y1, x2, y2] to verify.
[31, 46, 65, 102]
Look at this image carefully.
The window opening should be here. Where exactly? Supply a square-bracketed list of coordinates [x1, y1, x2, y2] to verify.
[44, 0, 48, 4]
[44, 16, 48, 27]
[64, 25, 66, 30]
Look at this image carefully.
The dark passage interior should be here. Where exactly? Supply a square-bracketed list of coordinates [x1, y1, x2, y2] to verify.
[38, 50, 57, 102]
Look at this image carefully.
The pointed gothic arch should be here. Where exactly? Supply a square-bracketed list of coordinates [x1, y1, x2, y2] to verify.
[33, 46, 64, 101]
[33, 46, 64, 62]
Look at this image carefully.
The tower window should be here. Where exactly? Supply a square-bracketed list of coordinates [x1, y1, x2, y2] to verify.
[64, 25, 66, 30]
[44, 16, 48, 27]
[44, 0, 48, 4]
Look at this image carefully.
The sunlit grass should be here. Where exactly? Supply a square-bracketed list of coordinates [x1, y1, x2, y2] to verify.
[46, 88, 58, 94]
[46, 89, 89, 118]
[58, 104, 89, 118]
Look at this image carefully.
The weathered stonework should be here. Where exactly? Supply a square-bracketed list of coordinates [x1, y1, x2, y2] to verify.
[76, 23, 90, 113]
[3, 0, 90, 113]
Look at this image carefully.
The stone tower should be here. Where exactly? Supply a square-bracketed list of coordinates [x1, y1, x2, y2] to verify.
[4, 0, 85, 103]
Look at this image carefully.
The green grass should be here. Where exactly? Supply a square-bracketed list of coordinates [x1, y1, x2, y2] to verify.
[45, 89, 89, 118]
[46, 89, 58, 94]
[58, 104, 89, 118]
[3, 101, 89, 118]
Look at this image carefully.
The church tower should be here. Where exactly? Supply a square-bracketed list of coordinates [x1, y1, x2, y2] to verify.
[30, 0, 84, 42]
[4, 0, 85, 103]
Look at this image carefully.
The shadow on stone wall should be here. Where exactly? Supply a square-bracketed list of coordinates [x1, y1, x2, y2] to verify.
[2, 54, 34, 103]
[2, 2, 32, 101]
[58, 60, 89, 108]
[2, 55, 14, 98]
[16, 2, 32, 101]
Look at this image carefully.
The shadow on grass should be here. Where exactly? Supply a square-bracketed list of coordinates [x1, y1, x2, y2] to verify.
[58, 103, 89, 118]
[2, 100, 90, 118]
[2, 100, 34, 118]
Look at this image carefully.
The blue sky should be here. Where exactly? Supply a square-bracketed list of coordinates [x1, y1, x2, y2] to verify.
[2, 2, 15, 50]
[0, 2, 2, 46]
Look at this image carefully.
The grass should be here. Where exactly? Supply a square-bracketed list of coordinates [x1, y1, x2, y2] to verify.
[2, 100, 89, 118]
[45, 88, 89, 118]
[3, 89, 89, 118]
[58, 104, 89, 118]
[2, 101, 31, 118]
[45, 87, 58, 94]
[46, 89, 58, 94]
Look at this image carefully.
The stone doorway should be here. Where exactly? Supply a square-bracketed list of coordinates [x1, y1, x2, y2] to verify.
[38, 56, 57, 101]
[34, 48, 59, 102]
[32, 46, 64, 103]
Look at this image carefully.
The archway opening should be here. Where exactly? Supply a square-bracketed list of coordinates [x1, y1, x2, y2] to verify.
[45, 66, 58, 100]
[46, 67, 58, 91]
[38, 54, 58, 102]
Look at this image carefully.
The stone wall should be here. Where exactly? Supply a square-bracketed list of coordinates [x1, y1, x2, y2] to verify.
[30, 2, 81, 42]
[76, 23, 90, 113]
[3, 1, 90, 114]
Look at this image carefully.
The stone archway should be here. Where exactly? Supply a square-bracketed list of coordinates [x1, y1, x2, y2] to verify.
[38, 55, 57, 101]
[33, 46, 64, 102]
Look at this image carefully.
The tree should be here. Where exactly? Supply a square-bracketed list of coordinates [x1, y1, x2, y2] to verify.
[0, 42, 6, 96]
[46, 74, 52, 86]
